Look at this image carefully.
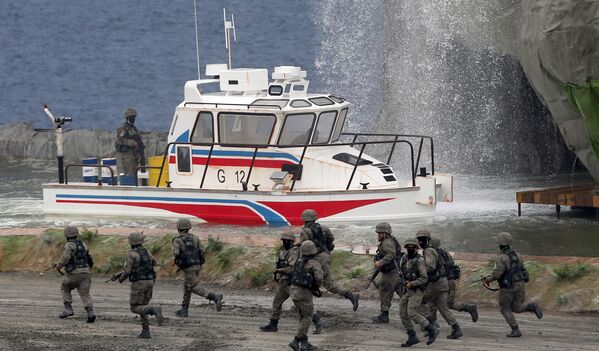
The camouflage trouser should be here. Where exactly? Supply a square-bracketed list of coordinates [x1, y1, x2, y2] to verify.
[292, 297, 314, 338]
[378, 270, 403, 312]
[117, 152, 138, 177]
[130, 280, 154, 326]
[182, 265, 211, 305]
[61, 272, 92, 308]
[315, 252, 349, 297]
[423, 283, 457, 327]
[499, 283, 528, 327]
[399, 288, 429, 331]
[428, 279, 466, 320]
[271, 280, 291, 320]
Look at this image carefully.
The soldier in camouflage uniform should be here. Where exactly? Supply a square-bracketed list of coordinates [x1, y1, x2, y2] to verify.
[115, 107, 145, 176]
[398, 238, 439, 347]
[483, 232, 543, 337]
[55, 226, 96, 323]
[426, 237, 478, 325]
[172, 218, 223, 317]
[289, 240, 323, 351]
[371, 222, 404, 324]
[117, 232, 164, 339]
[416, 229, 463, 340]
[299, 209, 359, 311]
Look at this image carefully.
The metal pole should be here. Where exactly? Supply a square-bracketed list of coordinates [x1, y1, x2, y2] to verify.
[386, 135, 398, 165]
[244, 147, 259, 191]
[346, 143, 366, 190]
[518, 203, 521, 217]
[56, 127, 65, 184]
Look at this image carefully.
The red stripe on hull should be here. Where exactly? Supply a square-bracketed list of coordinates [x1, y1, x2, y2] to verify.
[259, 198, 392, 225]
[168, 156, 294, 168]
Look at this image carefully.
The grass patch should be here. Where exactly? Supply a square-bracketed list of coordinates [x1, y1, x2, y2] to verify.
[96, 255, 126, 274]
[214, 246, 246, 271]
[148, 233, 175, 256]
[345, 267, 366, 279]
[553, 263, 591, 282]
[39, 230, 63, 245]
[80, 229, 98, 243]
[557, 294, 569, 306]
[245, 265, 272, 287]
[205, 236, 224, 253]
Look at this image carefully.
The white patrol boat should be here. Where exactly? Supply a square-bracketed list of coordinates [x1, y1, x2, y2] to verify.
[42, 10, 453, 226]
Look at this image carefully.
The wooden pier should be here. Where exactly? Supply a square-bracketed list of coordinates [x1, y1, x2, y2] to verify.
[516, 184, 599, 218]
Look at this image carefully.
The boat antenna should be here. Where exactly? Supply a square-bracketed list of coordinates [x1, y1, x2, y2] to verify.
[193, 0, 201, 79]
[223, 8, 237, 69]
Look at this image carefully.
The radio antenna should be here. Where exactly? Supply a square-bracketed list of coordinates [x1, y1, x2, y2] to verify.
[193, 0, 201, 79]
[223, 8, 237, 69]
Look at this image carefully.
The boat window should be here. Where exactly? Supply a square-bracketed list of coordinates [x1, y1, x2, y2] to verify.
[329, 95, 344, 103]
[177, 145, 192, 173]
[251, 99, 288, 108]
[290, 99, 311, 108]
[332, 108, 348, 142]
[312, 111, 337, 144]
[190, 112, 213, 144]
[219, 112, 276, 145]
[309, 96, 334, 106]
[278, 113, 316, 146]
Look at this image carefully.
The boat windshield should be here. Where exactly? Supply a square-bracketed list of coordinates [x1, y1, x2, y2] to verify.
[191, 112, 213, 143]
[278, 113, 316, 145]
[312, 111, 337, 144]
[218, 112, 276, 145]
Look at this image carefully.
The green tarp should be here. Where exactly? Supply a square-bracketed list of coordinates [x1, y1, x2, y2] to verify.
[564, 80, 599, 162]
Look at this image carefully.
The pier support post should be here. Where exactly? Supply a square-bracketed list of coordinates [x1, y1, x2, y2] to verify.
[518, 203, 521, 217]
[556, 205, 561, 219]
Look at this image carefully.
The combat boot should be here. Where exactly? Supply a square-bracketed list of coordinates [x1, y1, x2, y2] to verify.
[138, 324, 151, 339]
[259, 319, 279, 332]
[149, 306, 165, 326]
[400, 329, 420, 347]
[346, 292, 359, 311]
[447, 323, 463, 339]
[59, 302, 74, 319]
[507, 325, 522, 337]
[85, 305, 96, 323]
[424, 323, 440, 345]
[288, 336, 301, 351]
[300, 335, 318, 351]
[527, 303, 543, 319]
[426, 317, 440, 329]
[371, 310, 389, 323]
[312, 313, 322, 334]
[175, 304, 189, 317]
[464, 304, 479, 322]
[209, 293, 224, 312]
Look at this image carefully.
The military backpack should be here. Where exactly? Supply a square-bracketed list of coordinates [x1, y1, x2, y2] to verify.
[436, 247, 460, 280]
[305, 222, 333, 253]
[65, 239, 93, 273]
[174, 234, 205, 269]
[376, 235, 404, 273]
[130, 247, 156, 282]
[425, 247, 447, 283]
[498, 250, 529, 289]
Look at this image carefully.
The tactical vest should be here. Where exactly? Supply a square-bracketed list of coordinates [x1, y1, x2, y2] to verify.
[437, 247, 460, 280]
[129, 247, 156, 282]
[115, 124, 141, 153]
[376, 236, 403, 273]
[291, 257, 316, 289]
[305, 222, 329, 253]
[498, 250, 528, 289]
[425, 247, 447, 283]
[175, 234, 203, 269]
[276, 249, 291, 270]
[65, 239, 90, 273]
[400, 254, 427, 290]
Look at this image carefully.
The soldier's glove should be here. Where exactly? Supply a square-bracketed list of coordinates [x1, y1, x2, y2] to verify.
[482, 276, 493, 285]
[374, 260, 383, 269]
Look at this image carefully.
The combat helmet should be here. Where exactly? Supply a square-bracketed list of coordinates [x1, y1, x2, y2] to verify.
[496, 232, 512, 246]
[176, 218, 192, 231]
[64, 226, 79, 238]
[123, 107, 137, 118]
[375, 222, 392, 234]
[403, 238, 420, 249]
[431, 237, 441, 249]
[128, 232, 145, 245]
[280, 232, 296, 241]
[301, 209, 318, 222]
[300, 240, 318, 256]
[415, 229, 431, 239]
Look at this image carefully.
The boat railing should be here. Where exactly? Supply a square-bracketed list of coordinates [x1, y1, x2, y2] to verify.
[155, 134, 427, 190]
[184, 102, 283, 110]
[64, 163, 116, 186]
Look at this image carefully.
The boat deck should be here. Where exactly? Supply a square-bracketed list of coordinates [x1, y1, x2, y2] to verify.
[516, 184, 599, 219]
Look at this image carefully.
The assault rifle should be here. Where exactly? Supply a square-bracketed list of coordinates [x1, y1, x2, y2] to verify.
[45, 263, 64, 276]
[366, 269, 380, 289]
[481, 275, 500, 292]
[105, 272, 123, 283]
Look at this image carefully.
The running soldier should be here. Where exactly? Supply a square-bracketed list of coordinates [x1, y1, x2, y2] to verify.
[398, 238, 438, 347]
[172, 218, 223, 317]
[117, 232, 164, 339]
[55, 226, 96, 323]
[115, 107, 145, 176]
[299, 209, 359, 311]
[416, 229, 462, 340]
[483, 232, 543, 337]
[371, 222, 404, 323]
[289, 240, 323, 351]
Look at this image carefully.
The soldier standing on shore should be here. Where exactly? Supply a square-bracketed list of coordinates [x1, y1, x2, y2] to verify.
[115, 107, 145, 177]
[172, 218, 223, 317]
[289, 240, 323, 351]
[299, 209, 359, 311]
[398, 238, 438, 347]
[55, 226, 96, 323]
[371, 222, 404, 324]
[483, 232, 543, 337]
[117, 232, 164, 339]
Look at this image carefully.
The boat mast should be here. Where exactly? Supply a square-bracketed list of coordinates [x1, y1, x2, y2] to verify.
[223, 8, 236, 69]
[193, 0, 201, 80]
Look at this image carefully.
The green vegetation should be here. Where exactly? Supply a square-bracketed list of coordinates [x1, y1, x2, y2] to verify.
[214, 246, 246, 271]
[345, 267, 366, 279]
[39, 230, 63, 245]
[553, 263, 592, 282]
[245, 265, 272, 287]
[96, 255, 126, 274]
[148, 233, 175, 255]
[80, 229, 98, 243]
[205, 236, 224, 253]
